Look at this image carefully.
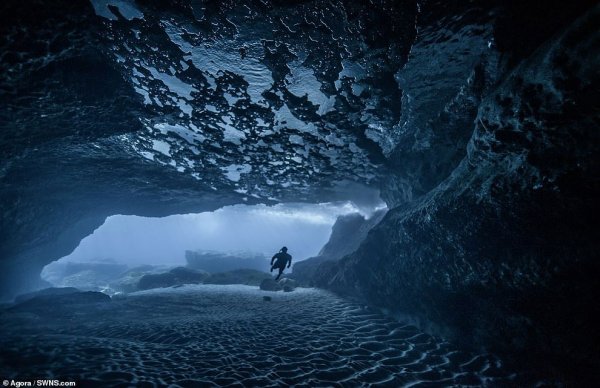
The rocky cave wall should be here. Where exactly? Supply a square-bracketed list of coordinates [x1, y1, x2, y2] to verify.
[1, 0, 599, 379]
[292, 209, 386, 284]
[311, 1, 600, 379]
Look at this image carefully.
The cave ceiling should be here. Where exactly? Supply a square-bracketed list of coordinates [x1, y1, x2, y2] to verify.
[1, 0, 419, 206]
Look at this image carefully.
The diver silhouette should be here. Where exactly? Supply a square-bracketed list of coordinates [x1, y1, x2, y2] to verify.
[270, 246, 292, 281]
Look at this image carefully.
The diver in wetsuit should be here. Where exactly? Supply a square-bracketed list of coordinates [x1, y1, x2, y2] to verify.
[270, 246, 292, 281]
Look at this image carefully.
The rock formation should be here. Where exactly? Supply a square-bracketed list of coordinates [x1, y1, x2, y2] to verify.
[292, 209, 386, 284]
[314, 2, 600, 378]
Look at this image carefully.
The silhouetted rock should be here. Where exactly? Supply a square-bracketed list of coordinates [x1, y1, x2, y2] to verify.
[204, 269, 271, 286]
[260, 279, 282, 292]
[293, 210, 386, 285]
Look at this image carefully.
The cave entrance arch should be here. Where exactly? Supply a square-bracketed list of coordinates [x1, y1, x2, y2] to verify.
[40, 201, 384, 293]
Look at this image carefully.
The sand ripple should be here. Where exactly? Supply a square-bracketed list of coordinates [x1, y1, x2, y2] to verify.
[0, 285, 553, 386]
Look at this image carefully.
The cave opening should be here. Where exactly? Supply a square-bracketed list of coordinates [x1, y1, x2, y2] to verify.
[40, 201, 384, 293]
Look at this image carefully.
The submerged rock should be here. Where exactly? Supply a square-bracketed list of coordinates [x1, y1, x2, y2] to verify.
[259, 279, 282, 292]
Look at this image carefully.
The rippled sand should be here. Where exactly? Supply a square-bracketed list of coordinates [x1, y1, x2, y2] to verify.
[0, 285, 547, 386]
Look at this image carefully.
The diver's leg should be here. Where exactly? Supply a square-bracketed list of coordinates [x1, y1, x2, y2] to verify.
[276, 267, 284, 281]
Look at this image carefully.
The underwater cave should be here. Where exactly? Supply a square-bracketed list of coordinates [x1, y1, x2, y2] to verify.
[1, 0, 599, 385]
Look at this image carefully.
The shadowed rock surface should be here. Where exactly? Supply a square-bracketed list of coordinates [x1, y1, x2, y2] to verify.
[314, 4, 600, 381]
[292, 209, 386, 284]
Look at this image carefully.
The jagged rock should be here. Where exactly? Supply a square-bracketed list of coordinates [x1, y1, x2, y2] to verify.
[259, 279, 282, 292]
[293, 210, 386, 284]
[317, 4, 600, 378]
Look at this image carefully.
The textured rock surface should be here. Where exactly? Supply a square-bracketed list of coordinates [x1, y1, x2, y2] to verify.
[292, 209, 386, 284]
[316, 4, 600, 380]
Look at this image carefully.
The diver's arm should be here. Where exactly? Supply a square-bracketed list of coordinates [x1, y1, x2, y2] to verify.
[271, 253, 277, 266]
[287, 256, 292, 268]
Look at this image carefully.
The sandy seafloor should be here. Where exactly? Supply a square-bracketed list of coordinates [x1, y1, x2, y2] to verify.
[0, 285, 552, 387]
